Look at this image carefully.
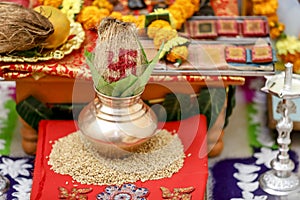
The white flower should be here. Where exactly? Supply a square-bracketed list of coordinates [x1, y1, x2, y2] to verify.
[12, 177, 32, 200]
[0, 158, 32, 178]
[234, 163, 261, 174]
[253, 147, 279, 168]
[233, 173, 258, 182]
[237, 182, 259, 192]
[231, 191, 267, 200]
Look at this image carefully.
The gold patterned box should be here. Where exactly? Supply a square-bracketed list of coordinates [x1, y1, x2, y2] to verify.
[189, 20, 218, 39]
[242, 19, 267, 37]
[217, 20, 239, 36]
[225, 46, 247, 63]
[251, 45, 273, 63]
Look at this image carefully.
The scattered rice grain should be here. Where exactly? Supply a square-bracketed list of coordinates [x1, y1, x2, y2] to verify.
[48, 129, 185, 185]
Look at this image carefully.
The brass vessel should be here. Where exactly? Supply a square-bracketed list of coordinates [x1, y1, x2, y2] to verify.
[78, 89, 158, 158]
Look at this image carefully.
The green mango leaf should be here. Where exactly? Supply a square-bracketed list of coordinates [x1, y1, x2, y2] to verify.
[85, 42, 162, 97]
[85, 50, 100, 87]
[120, 45, 162, 97]
[112, 74, 138, 97]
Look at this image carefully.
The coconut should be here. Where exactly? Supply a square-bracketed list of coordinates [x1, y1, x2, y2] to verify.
[0, 2, 54, 54]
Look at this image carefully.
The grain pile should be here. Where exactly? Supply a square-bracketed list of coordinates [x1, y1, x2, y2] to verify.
[48, 129, 185, 185]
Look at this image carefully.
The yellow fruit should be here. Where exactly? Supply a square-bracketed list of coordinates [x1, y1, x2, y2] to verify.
[34, 5, 70, 49]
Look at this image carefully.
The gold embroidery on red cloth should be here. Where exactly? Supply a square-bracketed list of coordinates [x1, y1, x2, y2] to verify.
[58, 186, 93, 200]
[242, 19, 266, 37]
[225, 46, 247, 63]
[160, 186, 195, 200]
[252, 45, 273, 63]
[217, 20, 239, 36]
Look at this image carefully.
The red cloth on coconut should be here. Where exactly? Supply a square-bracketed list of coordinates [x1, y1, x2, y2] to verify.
[31, 115, 208, 199]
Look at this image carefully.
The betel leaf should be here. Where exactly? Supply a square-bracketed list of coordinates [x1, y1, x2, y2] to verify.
[197, 88, 227, 129]
[144, 13, 170, 27]
[224, 86, 236, 127]
[159, 93, 199, 121]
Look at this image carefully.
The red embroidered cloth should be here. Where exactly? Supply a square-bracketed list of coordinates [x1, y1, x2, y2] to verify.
[31, 115, 208, 199]
[211, 0, 239, 16]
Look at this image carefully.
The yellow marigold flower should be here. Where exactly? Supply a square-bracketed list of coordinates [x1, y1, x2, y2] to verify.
[166, 46, 189, 63]
[168, 9, 185, 30]
[278, 23, 285, 31]
[77, 6, 107, 30]
[174, 0, 195, 18]
[110, 11, 123, 20]
[293, 59, 300, 74]
[98, 8, 110, 16]
[190, 0, 200, 11]
[269, 21, 275, 28]
[270, 27, 281, 39]
[153, 28, 178, 49]
[121, 15, 137, 24]
[136, 15, 146, 29]
[147, 20, 172, 38]
[266, 13, 278, 23]
[40, 0, 63, 7]
[169, 4, 188, 20]
[77, 6, 100, 22]
[93, 0, 114, 12]
[82, 16, 99, 30]
[253, 0, 278, 15]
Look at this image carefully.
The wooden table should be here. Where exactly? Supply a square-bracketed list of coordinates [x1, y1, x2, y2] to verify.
[13, 75, 245, 156]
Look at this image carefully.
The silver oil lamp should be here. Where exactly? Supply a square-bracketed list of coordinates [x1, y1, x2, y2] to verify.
[260, 63, 300, 196]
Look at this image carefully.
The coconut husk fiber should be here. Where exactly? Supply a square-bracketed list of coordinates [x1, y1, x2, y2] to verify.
[0, 2, 54, 54]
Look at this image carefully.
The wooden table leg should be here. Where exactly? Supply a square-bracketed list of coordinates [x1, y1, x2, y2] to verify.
[19, 117, 38, 155]
[207, 91, 228, 157]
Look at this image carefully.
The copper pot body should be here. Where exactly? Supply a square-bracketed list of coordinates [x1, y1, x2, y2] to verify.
[78, 90, 158, 158]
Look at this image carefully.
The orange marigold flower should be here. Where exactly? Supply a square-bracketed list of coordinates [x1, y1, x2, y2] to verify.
[190, 0, 200, 11]
[270, 28, 281, 39]
[180, 2, 195, 18]
[77, 6, 101, 22]
[266, 13, 278, 23]
[293, 59, 300, 74]
[169, 4, 188, 20]
[39, 0, 63, 7]
[168, 9, 185, 30]
[77, 6, 108, 30]
[253, 0, 278, 15]
[166, 46, 189, 63]
[92, 0, 114, 12]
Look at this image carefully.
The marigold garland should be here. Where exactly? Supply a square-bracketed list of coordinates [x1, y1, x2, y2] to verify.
[251, 0, 300, 73]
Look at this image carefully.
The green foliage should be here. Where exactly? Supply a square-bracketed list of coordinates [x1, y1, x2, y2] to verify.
[148, 87, 236, 129]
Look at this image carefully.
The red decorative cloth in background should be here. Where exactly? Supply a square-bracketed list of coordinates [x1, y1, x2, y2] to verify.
[211, 0, 239, 16]
[1, 0, 30, 7]
[31, 115, 208, 199]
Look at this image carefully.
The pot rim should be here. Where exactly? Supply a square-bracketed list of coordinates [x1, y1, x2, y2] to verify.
[93, 85, 145, 100]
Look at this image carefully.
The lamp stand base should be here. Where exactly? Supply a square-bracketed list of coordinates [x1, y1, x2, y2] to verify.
[259, 170, 300, 196]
